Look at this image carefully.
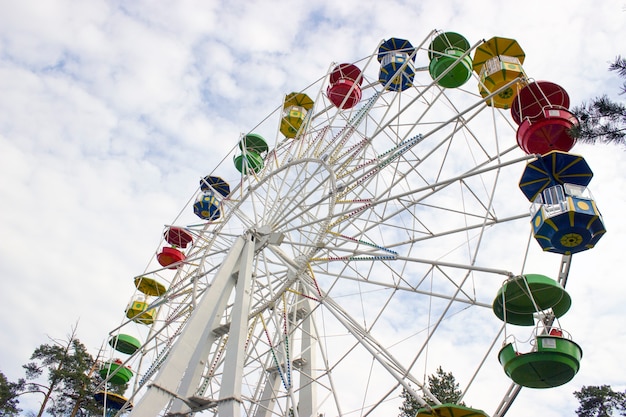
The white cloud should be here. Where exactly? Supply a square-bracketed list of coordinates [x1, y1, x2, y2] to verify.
[1, 0, 625, 416]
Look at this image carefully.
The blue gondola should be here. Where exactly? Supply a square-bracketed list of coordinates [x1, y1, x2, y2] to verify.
[519, 151, 605, 254]
[200, 176, 230, 197]
[377, 38, 415, 92]
[519, 151, 592, 202]
[194, 175, 230, 220]
[94, 391, 132, 411]
[193, 191, 221, 220]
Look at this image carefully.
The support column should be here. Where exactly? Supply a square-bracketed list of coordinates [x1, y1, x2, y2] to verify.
[217, 235, 256, 416]
[129, 235, 249, 416]
[297, 296, 316, 417]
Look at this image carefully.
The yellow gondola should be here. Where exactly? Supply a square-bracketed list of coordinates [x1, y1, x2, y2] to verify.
[125, 300, 155, 325]
[134, 276, 167, 297]
[94, 391, 132, 411]
[416, 403, 488, 417]
[472, 37, 526, 109]
[280, 93, 314, 138]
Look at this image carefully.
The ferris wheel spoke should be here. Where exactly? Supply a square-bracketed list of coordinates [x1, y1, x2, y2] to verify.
[301, 278, 434, 404]
[310, 257, 492, 314]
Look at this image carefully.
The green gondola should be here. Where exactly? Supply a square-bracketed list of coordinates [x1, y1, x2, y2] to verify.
[493, 274, 571, 326]
[99, 361, 134, 385]
[108, 334, 141, 355]
[499, 335, 583, 388]
[428, 32, 473, 88]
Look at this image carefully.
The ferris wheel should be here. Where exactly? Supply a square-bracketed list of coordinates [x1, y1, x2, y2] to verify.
[96, 30, 605, 417]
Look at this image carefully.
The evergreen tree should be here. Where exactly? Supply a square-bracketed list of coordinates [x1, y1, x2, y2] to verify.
[424, 366, 464, 405]
[570, 56, 626, 145]
[607, 56, 626, 94]
[398, 367, 463, 417]
[0, 372, 24, 416]
[0, 326, 125, 416]
[19, 327, 105, 417]
[574, 385, 626, 417]
[398, 387, 421, 417]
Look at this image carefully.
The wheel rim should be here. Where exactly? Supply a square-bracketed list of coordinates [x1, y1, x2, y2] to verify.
[103, 34, 542, 417]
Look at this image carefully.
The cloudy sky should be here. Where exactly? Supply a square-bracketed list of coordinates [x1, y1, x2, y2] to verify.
[1, 0, 625, 416]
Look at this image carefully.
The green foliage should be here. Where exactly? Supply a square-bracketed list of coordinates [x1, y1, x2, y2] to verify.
[570, 56, 626, 145]
[1, 327, 115, 417]
[425, 366, 464, 405]
[398, 367, 464, 417]
[571, 95, 626, 145]
[574, 385, 626, 417]
[0, 372, 24, 416]
[609, 56, 626, 93]
[22, 335, 103, 417]
[399, 387, 421, 417]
